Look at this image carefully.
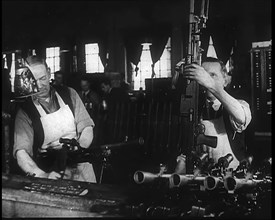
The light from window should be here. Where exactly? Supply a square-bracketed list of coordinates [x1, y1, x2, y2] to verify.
[46, 47, 60, 79]
[132, 37, 172, 90]
[85, 43, 104, 73]
[10, 53, 16, 92]
[2, 53, 8, 69]
[132, 43, 153, 90]
[154, 37, 171, 78]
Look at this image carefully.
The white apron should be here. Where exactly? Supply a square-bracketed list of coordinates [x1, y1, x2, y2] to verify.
[34, 92, 97, 183]
[201, 116, 240, 170]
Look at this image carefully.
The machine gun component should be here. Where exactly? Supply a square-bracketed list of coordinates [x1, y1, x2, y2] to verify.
[133, 171, 172, 184]
[169, 173, 206, 189]
[223, 176, 272, 193]
[194, 123, 217, 148]
[203, 176, 223, 191]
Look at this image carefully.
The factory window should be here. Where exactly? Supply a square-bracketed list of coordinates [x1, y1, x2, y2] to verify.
[46, 47, 60, 80]
[154, 37, 171, 78]
[10, 53, 16, 92]
[85, 43, 104, 73]
[132, 43, 153, 90]
[132, 37, 171, 90]
[2, 53, 8, 69]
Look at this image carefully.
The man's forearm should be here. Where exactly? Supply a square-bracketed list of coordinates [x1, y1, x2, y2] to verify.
[78, 126, 94, 148]
[16, 150, 47, 177]
[210, 88, 246, 125]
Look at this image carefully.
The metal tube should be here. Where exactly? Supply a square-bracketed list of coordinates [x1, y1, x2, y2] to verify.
[223, 176, 265, 192]
[133, 171, 172, 184]
[169, 173, 205, 188]
[204, 176, 222, 190]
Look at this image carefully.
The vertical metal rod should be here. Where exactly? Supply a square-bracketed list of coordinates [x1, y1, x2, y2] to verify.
[200, 0, 205, 17]
[99, 161, 105, 184]
[205, 0, 209, 19]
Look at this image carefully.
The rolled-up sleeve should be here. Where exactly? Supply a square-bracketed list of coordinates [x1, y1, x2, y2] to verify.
[13, 109, 34, 158]
[69, 87, 95, 134]
[229, 100, 252, 133]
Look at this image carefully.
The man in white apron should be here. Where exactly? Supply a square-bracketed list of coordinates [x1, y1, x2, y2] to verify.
[183, 57, 252, 170]
[13, 56, 97, 182]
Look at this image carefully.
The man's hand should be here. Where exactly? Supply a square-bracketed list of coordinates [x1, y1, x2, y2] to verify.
[34, 171, 49, 178]
[16, 150, 64, 180]
[183, 62, 249, 126]
[35, 171, 62, 179]
[47, 171, 62, 179]
[45, 140, 63, 150]
[183, 63, 225, 93]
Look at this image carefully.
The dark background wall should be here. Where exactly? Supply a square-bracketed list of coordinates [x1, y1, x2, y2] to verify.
[3, 0, 271, 74]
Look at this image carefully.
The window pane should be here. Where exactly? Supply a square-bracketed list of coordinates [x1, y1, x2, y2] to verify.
[46, 58, 54, 73]
[46, 48, 51, 56]
[133, 43, 153, 90]
[3, 54, 8, 69]
[55, 57, 60, 71]
[85, 44, 92, 54]
[46, 47, 60, 74]
[91, 44, 99, 54]
[132, 38, 171, 90]
[153, 37, 171, 78]
[54, 47, 60, 56]
[48, 48, 54, 57]
[98, 56, 105, 72]
[85, 43, 104, 73]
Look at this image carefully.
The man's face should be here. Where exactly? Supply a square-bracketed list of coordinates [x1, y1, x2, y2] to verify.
[29, 64, 51, 99]
[54, 74, 63, 86]
[201, 61, 226, 100]
[101, 83, 110, 94]
[80, 80, 90, 92]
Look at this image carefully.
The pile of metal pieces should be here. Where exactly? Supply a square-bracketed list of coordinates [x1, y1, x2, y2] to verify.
[122, 155, 272, 218]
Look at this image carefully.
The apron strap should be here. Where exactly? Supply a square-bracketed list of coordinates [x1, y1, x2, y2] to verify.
[33, 101, 47, 117]
[33, 92, 67, 117]
[55, 92, 66, 107]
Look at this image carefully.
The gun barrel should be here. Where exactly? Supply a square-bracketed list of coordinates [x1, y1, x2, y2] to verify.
[204, 176, 223, 190]
[99, 137, 144, 150]
[169, 174, 205, 188]
[223, 177, 264, 192]
[133, 171, 172, 184]
[218, 154, 233, 168]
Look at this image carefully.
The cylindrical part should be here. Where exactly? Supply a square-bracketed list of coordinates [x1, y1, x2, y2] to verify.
[223, 177, 260, 192]
[204, 176, 222, 190]
[133, 171, 158, 184]
[169, 174, 205, 188]
[101, 137, 144, 150]
[218, 153, 233, 168]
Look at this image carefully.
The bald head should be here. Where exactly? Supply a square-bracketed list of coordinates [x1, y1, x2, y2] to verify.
[25, 56, 48, 67]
